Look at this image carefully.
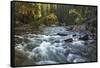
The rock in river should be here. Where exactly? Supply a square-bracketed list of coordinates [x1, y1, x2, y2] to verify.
[64, 38, 73, 42]
[57, 33, 68, 36]
[79, 35, 89, 41]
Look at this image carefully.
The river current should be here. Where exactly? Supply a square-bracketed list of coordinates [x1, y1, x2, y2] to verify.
[15, 26, 96, 65]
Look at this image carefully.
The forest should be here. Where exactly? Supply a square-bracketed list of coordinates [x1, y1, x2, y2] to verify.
[14, 2, 97, 34]
[13, 2, 97, 66]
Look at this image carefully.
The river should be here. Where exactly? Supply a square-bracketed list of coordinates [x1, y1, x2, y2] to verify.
[15, 26, 97, 65]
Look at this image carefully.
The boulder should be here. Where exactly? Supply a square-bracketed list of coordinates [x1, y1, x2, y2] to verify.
[15, 36, 23, 44]
[64, 38, 73, 42]
[90, 34, 96, 40]
[24, 38, 31, 43]
[26, 43, 39, 51]
[73, 34, 77, 37]
[79, 35, 89, 40]
[57, 33, 68, 36]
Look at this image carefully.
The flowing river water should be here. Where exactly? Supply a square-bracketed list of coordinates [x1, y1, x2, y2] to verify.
[15, 26, 97, 65]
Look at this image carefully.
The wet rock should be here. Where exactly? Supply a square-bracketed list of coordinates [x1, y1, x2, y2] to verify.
[90, 34, 96, 40]
[57, 33, 68, 36]
[15, 37, 23, 44]
[54, 40, 60, 43]
[73, 34, 76, 37]
[26, 43, 39, 51]
[89, 40, 96, 44]
[88, 42, 97, 49]
[84, 42, 88, 45]
[79, 35, 89, 40]
[64, 38, 73, 42]
[24, 38, 31, 43]
[64, 50, 70, 56]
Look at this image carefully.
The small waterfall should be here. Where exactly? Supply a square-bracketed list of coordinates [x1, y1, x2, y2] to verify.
[30, 35, 67, 64]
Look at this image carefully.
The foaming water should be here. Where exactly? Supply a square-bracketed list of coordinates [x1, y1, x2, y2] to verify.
[15, 26, 96, 65]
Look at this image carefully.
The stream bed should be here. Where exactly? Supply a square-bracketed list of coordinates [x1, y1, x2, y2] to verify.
[15, 26, 97, 65]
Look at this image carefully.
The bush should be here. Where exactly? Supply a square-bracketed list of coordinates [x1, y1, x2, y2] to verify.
[45, 13, 59, 26]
